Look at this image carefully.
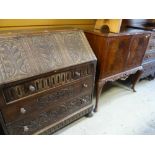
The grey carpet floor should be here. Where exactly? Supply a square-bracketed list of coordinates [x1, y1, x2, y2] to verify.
[55, 79, 155, 135]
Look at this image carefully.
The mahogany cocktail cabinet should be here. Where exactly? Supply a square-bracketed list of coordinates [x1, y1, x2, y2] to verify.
[85, 30, 150, 112]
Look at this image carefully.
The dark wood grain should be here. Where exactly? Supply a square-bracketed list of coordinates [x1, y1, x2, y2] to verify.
[6, 94, 92, 135]
[0, 29, 97, 135]
[2, 75, 93, 123]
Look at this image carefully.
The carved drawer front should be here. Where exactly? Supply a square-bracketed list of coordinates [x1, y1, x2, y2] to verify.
[3, 63, 94, 103]
[6, 94, 92, 135]
[143, 51, 155, 62]
[2, 76, 93, 123]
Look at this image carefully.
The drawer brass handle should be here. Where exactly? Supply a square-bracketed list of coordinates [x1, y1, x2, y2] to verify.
[83, 83, 88, 88]
[24, 126, 29, 132]
[81, 99, 87, 103]
[29, 85, 36, 92]
[20, 108, 26, 114]
[75, 71, 80, 76]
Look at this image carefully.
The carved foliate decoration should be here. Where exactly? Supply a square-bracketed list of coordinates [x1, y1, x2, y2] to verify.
[2, 75, 93, 123]
[100, 66, 143, 84]
[0, 30, 96, 85]
[4, 64, 93, 103]
[6, 95, 91, 135]
[0, 38, 32, 83]
[0, 29, 96, 135]
[39, 106, 93, 135]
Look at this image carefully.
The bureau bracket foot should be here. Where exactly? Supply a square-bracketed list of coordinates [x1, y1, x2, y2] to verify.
[85, 110, 94, 117]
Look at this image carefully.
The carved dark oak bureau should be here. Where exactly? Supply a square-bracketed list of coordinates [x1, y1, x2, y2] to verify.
[0, 29, 96, 135]
[85, 30, 150, 112]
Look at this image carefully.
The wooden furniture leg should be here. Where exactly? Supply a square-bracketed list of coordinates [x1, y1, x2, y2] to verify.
[85, 108, 94, 117]
[131, 69, 143, 92]
[94, 81, 106, 112]
[0, 124, 4, 135]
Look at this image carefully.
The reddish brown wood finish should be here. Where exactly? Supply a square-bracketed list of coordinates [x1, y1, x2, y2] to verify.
[85, 30, 150, 112]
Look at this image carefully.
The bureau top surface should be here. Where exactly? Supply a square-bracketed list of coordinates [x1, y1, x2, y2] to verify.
[85, 29, 151, 37]
[0, 29, 96, 85]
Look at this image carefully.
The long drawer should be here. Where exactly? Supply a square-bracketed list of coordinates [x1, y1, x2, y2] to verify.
[6, 94, 92, 135]
[3, 63, 94, 103]
[2, 76, 93, 123]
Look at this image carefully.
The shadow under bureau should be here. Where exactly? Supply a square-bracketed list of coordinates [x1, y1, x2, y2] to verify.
[85, 30, 150, 112]
[0, 29, 96, 135]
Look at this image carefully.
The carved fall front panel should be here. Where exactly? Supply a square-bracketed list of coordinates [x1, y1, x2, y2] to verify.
[0, 30, 96, 85]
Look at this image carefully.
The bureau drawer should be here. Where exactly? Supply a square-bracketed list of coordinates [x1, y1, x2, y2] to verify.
[6, 94, 92, 135]
[143, 51, 155, 61]
[3, 63, 94, 103]
[2, 76, 93, 123]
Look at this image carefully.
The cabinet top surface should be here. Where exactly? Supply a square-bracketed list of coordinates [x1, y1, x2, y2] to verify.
[0, 29, 96, 85]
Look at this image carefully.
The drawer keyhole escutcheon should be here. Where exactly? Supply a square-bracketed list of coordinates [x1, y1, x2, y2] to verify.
[20, 108, 26, 114]
[24, 126, 29, 132]
[29, 85, 36, 92]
